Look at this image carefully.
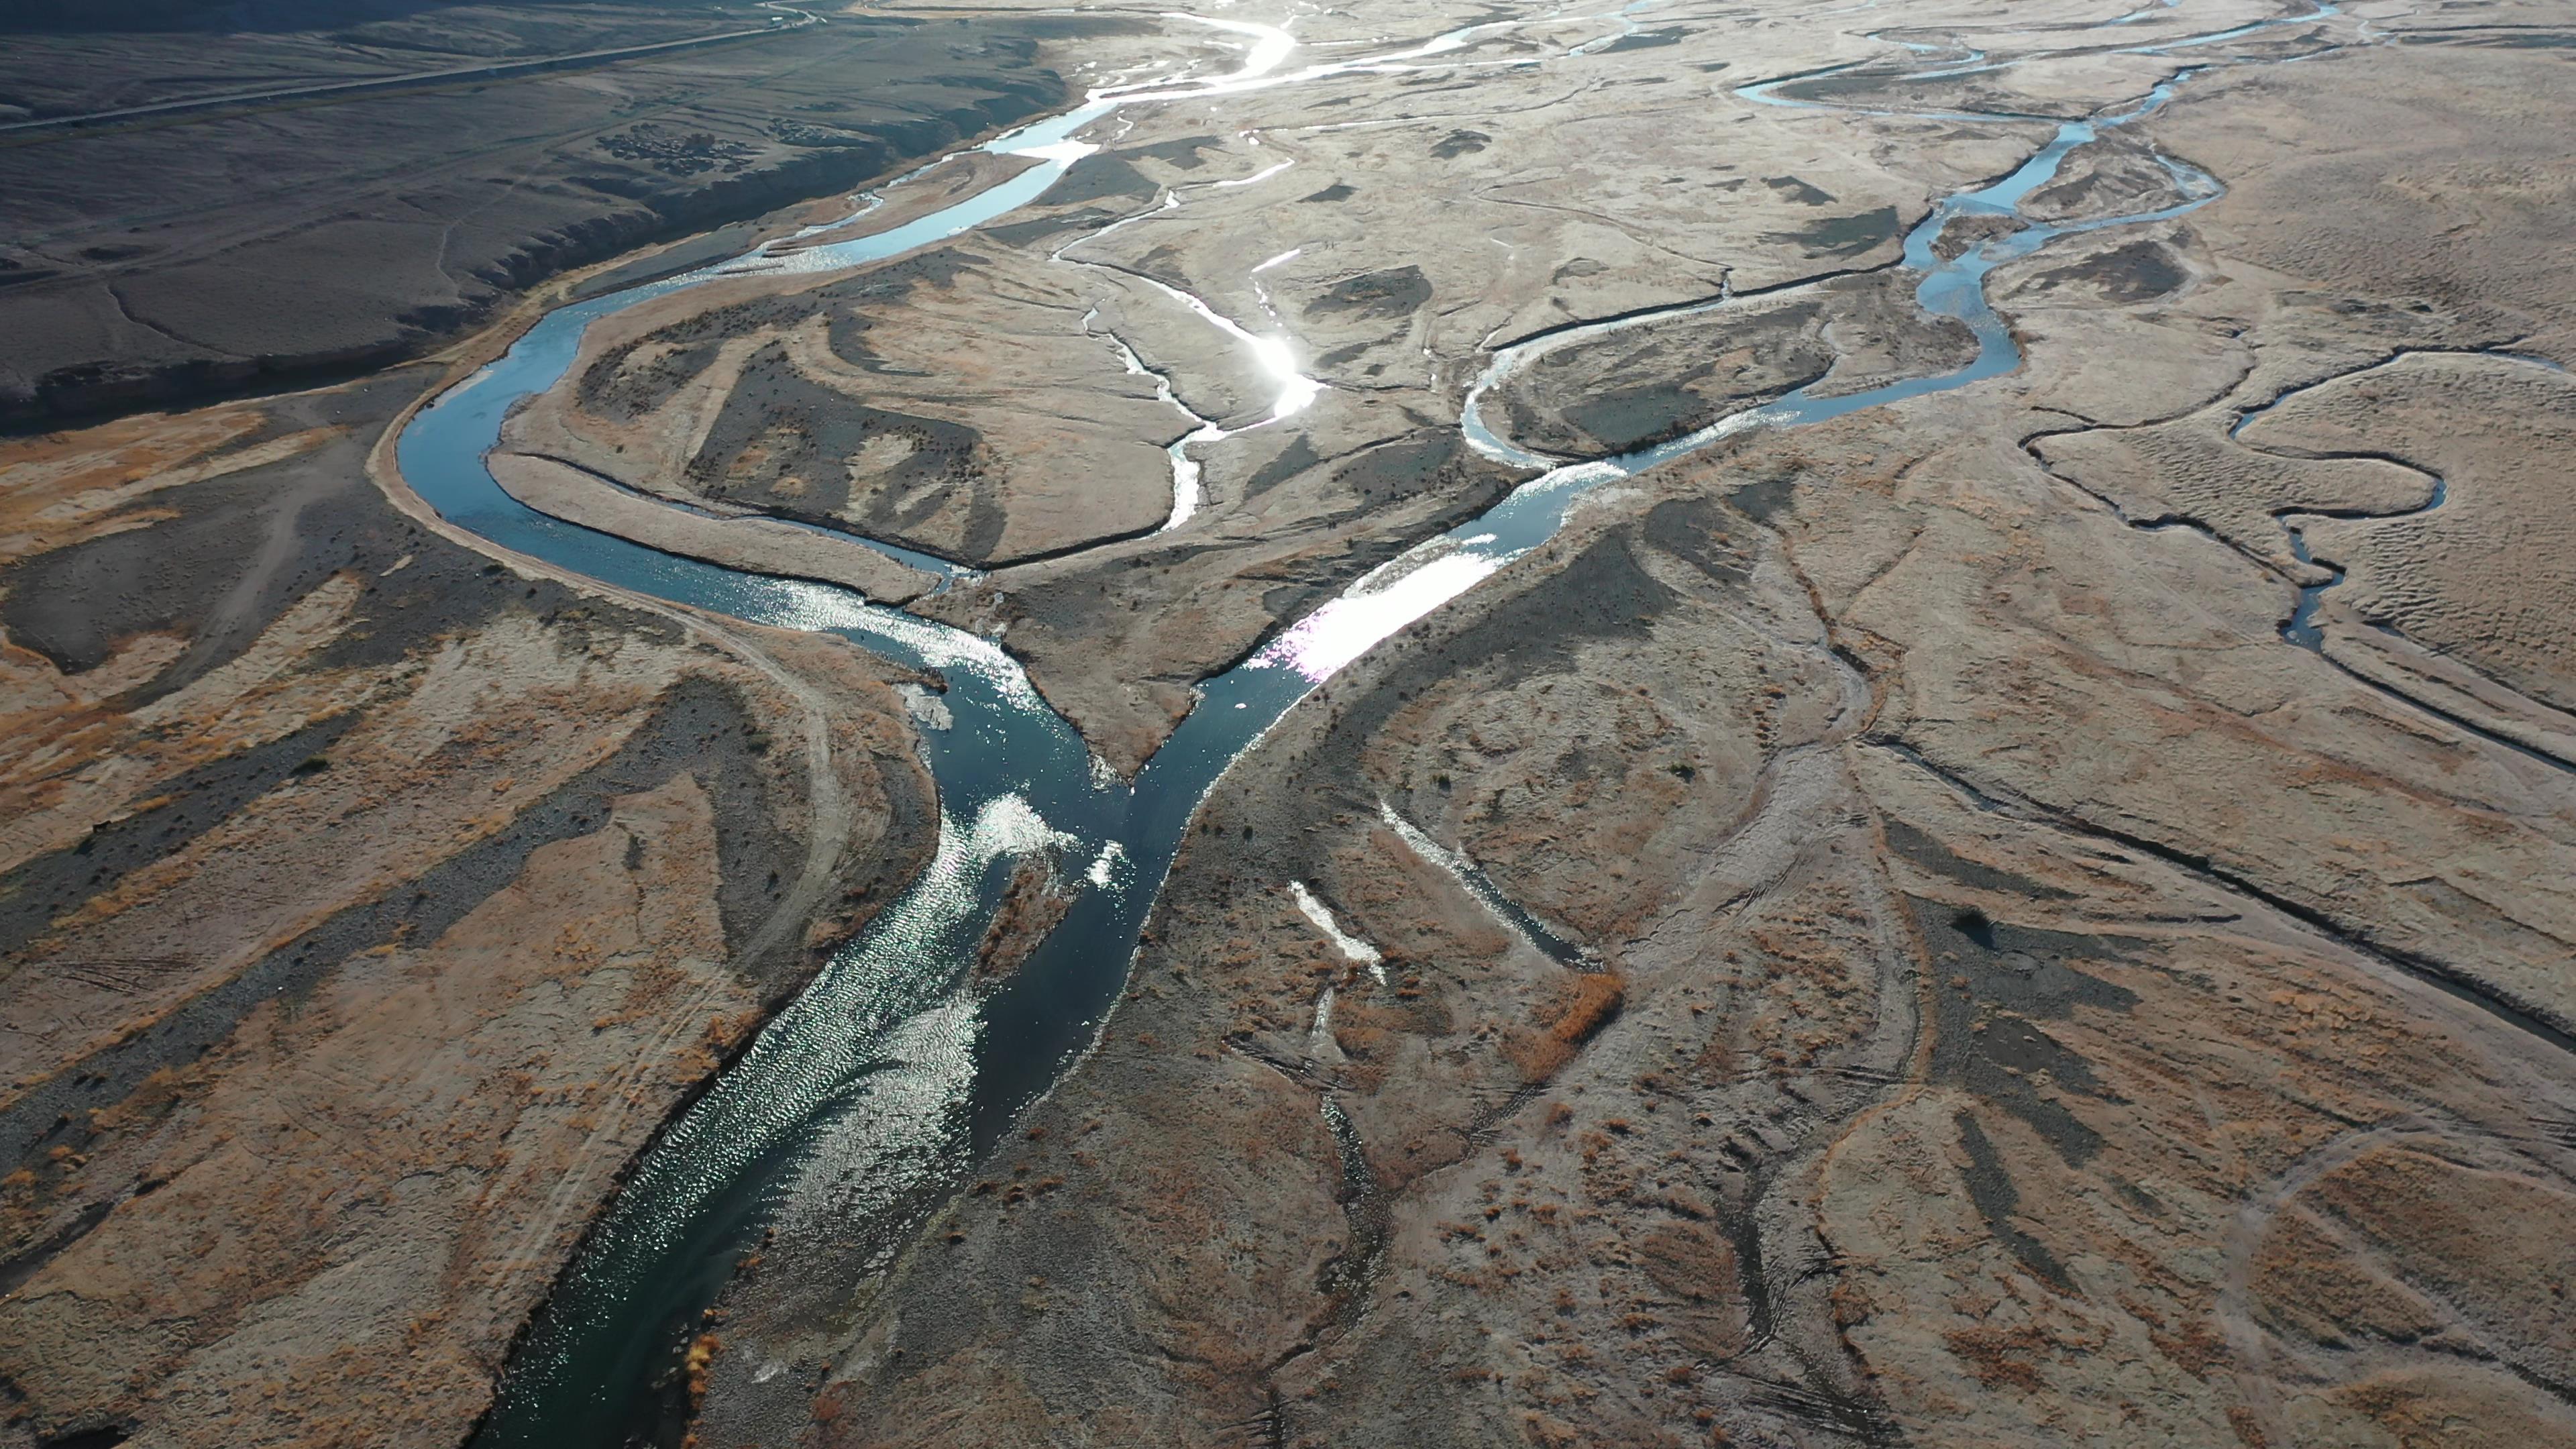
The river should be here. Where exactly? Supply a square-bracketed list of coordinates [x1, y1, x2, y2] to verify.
[387, 3, 2344, 1441]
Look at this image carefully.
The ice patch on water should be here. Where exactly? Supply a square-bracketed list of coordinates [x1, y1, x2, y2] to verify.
[1290, 880, 1385, 984]
[1087, 841, 1130, 890]
[897, 683, 954, 731]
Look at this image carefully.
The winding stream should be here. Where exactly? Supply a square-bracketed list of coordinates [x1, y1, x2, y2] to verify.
[394, 3, 2351, 1442]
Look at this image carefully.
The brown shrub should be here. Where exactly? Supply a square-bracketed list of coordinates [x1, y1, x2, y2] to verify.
[683, 1333, 721, 1410]
[1640, 1222, 1739, 1303]
[1546, 971, 1626, 1041]
[1943, 1324, 2050, 1391]
[1501, 971, 1626, 1083]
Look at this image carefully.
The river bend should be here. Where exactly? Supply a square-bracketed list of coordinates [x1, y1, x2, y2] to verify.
[388, 3, 2349, 1440]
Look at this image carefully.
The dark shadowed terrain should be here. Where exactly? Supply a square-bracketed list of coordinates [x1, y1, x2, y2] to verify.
[0, 0, 1132, 424]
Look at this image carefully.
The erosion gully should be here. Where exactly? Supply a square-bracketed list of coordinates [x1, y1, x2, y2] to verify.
[390, 3, 2349, 1442]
